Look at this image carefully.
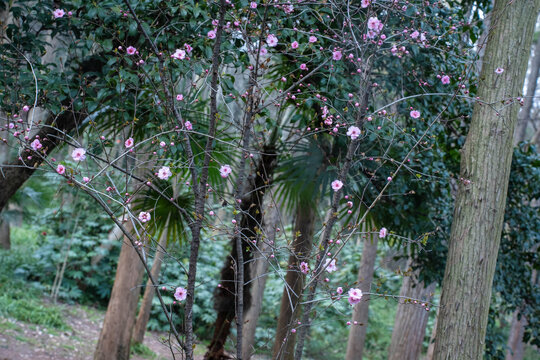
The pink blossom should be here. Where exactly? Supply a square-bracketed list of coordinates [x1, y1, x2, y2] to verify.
[125, 137, 134, 148]
[185, 121, 193, 130]
[160, 141, 166, 147]
[250, 1, 257, 9]
[267, 34, 278, 47]
[220, 164, 232, 178]
[495, 67, 504, 74]
[174, 287, 187, 301]
[126, 46, 137, 55]
[332, 50, 342, 61]
[367, 17, 383, 32]
[208, 30, 216, 39]
[308, 36, 317, 43]
[361, 0, 371, 7]
[259, 46, 268, 56]
[82, 176, 90, 183]
[379, 227, 388, 238]
[157, 166, 172, 180]
[30, 139, 42, 151]
[348, 288, 363, 305]
[347, 126, 361, 140]
[184, 43, 193, 53]
[138, 211, 151, 223]
[441, 75, 450, 84]
[337, 287, 343, 295]
[300, 261, 309, 274]
[56, 164, 65, 175]
[53, 9, 65, 18]
[331, 179, 343, 191]
[410, 110, 421, 119]
[22, 105, 30, 112]
[300, 63, 307, 70]
[291, 41, 299, 49]
[325, 258, 337, 273]
[176, 94, 184, 101]
[171, 48, 186, 60]
[410, 30, 420, 39]
[71, 148, 86, 161]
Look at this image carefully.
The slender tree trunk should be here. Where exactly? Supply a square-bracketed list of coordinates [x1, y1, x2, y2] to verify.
[515, 34, 540, 144]
[272, 204, 316, 360]
[345, 225, 378, 360]
[505, 269, 537, 360]
[94, 222, 145, 360]
[205, 147, 277, 360]
[0, 217, 10, 250]
[242, 200, 280, 359]
[432, 1, 539, 359]
[387, 262, 435, 360]
[425, 306, 439, 360]
[132, 231, 168, 345]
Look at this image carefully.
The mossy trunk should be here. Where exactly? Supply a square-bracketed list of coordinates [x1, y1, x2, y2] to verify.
[432, 1, 540, 358]
[345, 226, 378, 360]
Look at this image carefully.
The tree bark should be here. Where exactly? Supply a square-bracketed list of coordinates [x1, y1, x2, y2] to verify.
[505, 269, 537, 360]
[387, 264, 435, 360]
[131, 230, 168, 345]
[432, 1, 540, 359]
[515, 34, 540, 144]
[345, 227, 379, 360]
[205, 147, 277, 360]
[0, 217, 10, 250]
[241, 200, 280, 359]
[94, 222, 145, 360]
[272, 204, 316, 360]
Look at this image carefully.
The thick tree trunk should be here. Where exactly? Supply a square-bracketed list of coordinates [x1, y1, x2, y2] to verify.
[131, 231, 168, 345]
[241, 201, 280, 359]
[94, 222, 145, 360]
[515, 34, 540, 144]
[432, 1, 539, 359]
[387, 264, 435, 360]
[272, 204, 316, 360]
[205, 147, 277, 360]
[345, 227, 379, 360]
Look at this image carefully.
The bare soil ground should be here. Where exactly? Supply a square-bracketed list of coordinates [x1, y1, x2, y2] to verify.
[0, 303, 193, 360]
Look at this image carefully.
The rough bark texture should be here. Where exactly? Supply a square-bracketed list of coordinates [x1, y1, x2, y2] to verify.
[387, 267, 435, 360]
[94, 222, 145, 360]
[432, 1, 540, 359]
[132, 232, 168, 345]
[242, 201, 280, 359]
[272, 204, 316, 360]
[515, 34, 540, 143]
[345, 229, 379, 360]
[205, 147, 277, 360]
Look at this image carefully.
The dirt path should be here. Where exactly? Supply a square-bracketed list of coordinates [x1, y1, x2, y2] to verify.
[0, 303, 194, 360]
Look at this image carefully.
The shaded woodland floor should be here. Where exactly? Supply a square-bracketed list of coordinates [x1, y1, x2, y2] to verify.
[0, 302, 188, 360]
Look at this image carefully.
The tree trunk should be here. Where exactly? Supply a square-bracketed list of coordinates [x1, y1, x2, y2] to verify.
[205, 147, 277, 360]
[94, 222, 145, 360]
[131, 230, 168, 345]
[0, 217, 10, 250]
[505, 269, 537, 360]
[515, 34, 540, 144]
[425, 306, 439, 360]
[241, 200, 280, 359]
[432, 1, 539, 359]
[387, 263, 435, 360]
[345, 226, 379, 360]
[272, 204, 316, 360]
